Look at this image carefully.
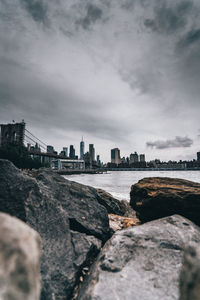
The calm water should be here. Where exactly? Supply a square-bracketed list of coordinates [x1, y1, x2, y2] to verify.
[64, 171, 200, 201]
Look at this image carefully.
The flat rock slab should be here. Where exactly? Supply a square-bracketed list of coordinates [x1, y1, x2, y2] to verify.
[77, 215, 200, 300]
[130, 177, 200, 225]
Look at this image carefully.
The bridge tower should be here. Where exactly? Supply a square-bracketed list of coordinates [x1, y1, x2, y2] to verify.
[0, 121, 25, 147]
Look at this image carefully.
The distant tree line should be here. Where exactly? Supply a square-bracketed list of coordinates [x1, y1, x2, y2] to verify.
[0, 142, 47, 169]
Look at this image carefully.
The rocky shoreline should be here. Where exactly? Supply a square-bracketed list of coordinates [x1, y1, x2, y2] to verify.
[0, 159, 200, 299]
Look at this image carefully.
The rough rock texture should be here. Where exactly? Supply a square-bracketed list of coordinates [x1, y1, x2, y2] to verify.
[130, 177, 200, 225]
[77, 215, 200, 300]
[109, 213, 140, 233]
[96, 189, 130, 216]
[0, 212, 41, 300]
[0, 160, 111, 299]
[179, 245, 200, 300]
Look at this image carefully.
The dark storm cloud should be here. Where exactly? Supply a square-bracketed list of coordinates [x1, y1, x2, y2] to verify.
[77, 4, 103, 29]
[20, 0, 47, 23]
[144, 1, 192, 34]
[146, 136, 193, 149]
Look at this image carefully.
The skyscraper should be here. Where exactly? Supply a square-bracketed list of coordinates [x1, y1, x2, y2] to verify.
[80, 138, 85, 160]
[69, 145, 75, 159]
[111, 148, 121, 165]
[89, 144, 95, 161]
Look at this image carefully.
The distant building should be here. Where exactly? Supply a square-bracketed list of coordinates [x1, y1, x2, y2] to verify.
[84, 151, 92, 168]
[0, 121, 25, 146]
[47, 145, 54, 153]
[97, 155, 101, 166]
[89, 144, 95, 162]
[139, 154, 145, 162]
[111, 148, 121, 165]
[63, 147, 68, 157]
[197, 152, 200, 161]
[69, 145, 75, 159]
[80, 138, 85, 160]
[130, 152, 139, 163]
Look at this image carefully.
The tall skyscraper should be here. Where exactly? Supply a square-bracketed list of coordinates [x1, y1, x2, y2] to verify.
[80, 138, 85, 160]
[89, 144, 95, 161]
[111, 148, 121, 165]
[69, 145, 75, 159]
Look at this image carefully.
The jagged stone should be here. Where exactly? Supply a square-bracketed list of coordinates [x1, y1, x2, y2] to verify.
[0, 212, 41, 300]
[77, 215, 200, 300]
[130, 177, 200, 225]
[0, 160, 108, 299]
[179, 245, 200, 300]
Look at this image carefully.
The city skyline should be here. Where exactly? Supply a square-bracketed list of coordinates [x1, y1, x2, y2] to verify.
[1, 1, 200, 162]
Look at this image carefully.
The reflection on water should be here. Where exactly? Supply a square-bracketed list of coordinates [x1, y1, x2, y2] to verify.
[64, 171, 200, 201]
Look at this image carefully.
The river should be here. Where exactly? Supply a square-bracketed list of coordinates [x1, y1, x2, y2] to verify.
[63, 170, 200, 201]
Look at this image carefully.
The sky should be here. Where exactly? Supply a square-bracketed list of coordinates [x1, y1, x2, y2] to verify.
[0, 0, 200, 163]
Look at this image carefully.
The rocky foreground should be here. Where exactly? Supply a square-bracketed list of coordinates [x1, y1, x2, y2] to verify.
[0, 159, 200, 299]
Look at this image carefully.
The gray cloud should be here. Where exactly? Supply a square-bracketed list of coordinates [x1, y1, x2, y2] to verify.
[20, 0, 47, 23]
[144, 1, 192, 34]
[0, 0, 200, 161]
[146, 136, 193, 149]
[77, 4, 103, 29]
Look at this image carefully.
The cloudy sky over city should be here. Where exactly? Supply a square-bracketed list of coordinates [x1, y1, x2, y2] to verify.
[1, 0, 200, 162]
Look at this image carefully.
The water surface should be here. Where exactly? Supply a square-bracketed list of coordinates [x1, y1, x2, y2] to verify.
[64, 171, 200, 201]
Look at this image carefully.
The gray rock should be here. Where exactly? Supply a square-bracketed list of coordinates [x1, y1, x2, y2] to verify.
[179, 245, 200, 300]
[0, 160, 108, 299]
[0, 212, 41, 300]
[77, 215, 200, 300]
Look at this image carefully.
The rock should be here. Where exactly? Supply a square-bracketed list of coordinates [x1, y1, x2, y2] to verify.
[109, 213, 140, 233]
[0, 160, 109, 299]
[96, 189, 129, 216]
[77, 215, 200, 300]
[179, 245, 200, 300]
[130, 177, 200, 225]
[0, 212, 41, 300]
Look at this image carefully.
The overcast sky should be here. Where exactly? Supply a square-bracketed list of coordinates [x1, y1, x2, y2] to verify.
[0, 0, 200, 162]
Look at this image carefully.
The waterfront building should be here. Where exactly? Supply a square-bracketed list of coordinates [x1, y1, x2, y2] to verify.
[111, 148, 121, 165]
[0, 121, 25, 146]
[80, 138, 85, 160]
[89, 144, 95, 162]
[69, 145, 75, 159]
[140, 154, 145, 162]
[51, 159, 85, 170]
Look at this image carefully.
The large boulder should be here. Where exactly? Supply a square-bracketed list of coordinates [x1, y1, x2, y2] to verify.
[0, 160, 110, 299]
[77, 215, 200, 300]
[130, 177, 200, 225]
[0, 212, 41, 300]
[179, 245, 200, 300]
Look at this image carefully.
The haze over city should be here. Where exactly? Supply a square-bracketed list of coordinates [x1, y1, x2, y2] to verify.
[1, 0, 200, 162]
